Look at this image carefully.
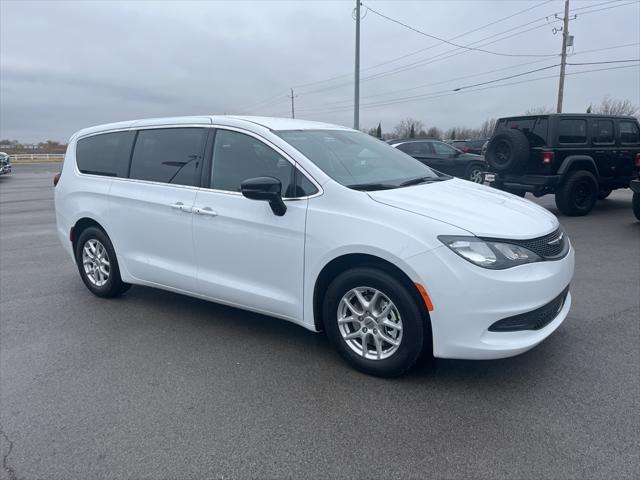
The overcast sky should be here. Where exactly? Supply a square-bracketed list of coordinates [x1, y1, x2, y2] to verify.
[1, 0, 639, 142]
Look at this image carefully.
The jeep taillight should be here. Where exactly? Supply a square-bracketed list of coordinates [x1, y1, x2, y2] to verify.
[635, 153, 640, 168]
[53, 172, 61, 187]
[543, 152, 554, 164]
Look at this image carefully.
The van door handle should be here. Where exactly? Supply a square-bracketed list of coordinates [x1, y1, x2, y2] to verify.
[170, 202, 193, 213]
[193, 206, 218, 217]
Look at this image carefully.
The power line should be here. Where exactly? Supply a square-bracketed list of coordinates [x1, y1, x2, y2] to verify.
[294, 63, 639, 116]
[313, 43, 640, 108]
[362, 3, 558, 58]
[292, 0, 555, 90]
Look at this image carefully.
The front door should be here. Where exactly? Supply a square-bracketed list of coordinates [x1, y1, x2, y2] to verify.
[192, 128, 309, 322]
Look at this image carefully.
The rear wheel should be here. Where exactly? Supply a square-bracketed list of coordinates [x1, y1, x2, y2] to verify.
[323, 267, 425, 377]
[555, 170, 598, 216]
[75, 226, 130, 297]
[633, 192, 640, 221]
[465, 163, 485, 183]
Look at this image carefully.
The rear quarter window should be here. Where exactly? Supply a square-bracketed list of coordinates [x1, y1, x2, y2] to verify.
[558, 119, 587, 144]
[619, 121, 640, 145]
[76, 131, 133, 177]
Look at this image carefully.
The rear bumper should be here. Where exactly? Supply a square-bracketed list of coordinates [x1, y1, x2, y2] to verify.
[490, 173, 562, 190]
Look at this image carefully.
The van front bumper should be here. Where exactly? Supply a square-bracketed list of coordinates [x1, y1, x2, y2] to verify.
[408, 244, 575, 360]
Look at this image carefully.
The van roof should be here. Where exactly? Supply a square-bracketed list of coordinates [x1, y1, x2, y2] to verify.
[74, 115, 351, 138]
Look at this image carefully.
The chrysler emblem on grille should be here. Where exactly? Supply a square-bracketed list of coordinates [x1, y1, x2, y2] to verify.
[547, 232, 564, 245]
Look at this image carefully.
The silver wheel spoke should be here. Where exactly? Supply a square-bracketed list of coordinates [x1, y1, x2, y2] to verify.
[373, 335, 382, 359]
[338, 316, 355, 325]
[382, 318, 402, 331]
[379, 331, 399, 347]
[353, 289, 368, 310]
[344, 331, 362, 341]
[342, 299, 363, 316]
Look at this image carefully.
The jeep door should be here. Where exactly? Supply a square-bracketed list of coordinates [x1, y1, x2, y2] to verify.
[617, 119, 640, 178]
[590, 118, 617, 178]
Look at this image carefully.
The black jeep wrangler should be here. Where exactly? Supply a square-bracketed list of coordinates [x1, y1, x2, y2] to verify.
[485, 114, 640, 216]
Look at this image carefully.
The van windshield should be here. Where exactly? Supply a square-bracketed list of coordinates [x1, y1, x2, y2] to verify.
[276, 129, 445, 190]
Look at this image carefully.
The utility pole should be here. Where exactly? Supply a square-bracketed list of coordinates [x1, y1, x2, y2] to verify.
[288, 88, 297, 119]
[556, 0, 570, 113]
[354, 0, 361, 130]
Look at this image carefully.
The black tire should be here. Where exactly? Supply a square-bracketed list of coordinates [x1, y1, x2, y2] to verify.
[555, 170, 598, 216]
[323, 267, 426, 377]
[465, 163, 485, 183]
[74, 226, 130, 298]
[597, 189, 612, 200]
[486, 129, 530, 173]
[633, 192, 640, 221]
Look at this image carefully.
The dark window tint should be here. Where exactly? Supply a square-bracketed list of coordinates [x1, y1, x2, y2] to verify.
[619, 121, 640, 144]
[558, 119, 587, 143]
[76, 131, 133, 177]
[497, 117, 548, 145]
[129, 128, 205, 186]
[291, 169, 318, 197]
[592, 119, 614, 144]
[431, 141, 457, 155]
[396, 142, 422, 155]
[211, 130, 295, 196]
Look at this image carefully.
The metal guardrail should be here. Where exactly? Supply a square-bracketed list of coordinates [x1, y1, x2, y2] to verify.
[8, 154, 65, 162]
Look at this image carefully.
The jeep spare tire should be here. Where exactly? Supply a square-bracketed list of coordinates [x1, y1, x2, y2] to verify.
[486, 129, 530, 173]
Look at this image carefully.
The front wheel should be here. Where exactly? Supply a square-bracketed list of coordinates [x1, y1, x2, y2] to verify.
[555, 170, 598, 216]
[323, 267, 426, 377]
[633, 192, 640, 221]
[75, 226, 130, 298]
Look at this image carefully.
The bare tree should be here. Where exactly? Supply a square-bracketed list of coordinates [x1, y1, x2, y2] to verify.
[479, 118, 497, 138]
[393, 118, 424, 138]
[425, 126, 442, 139]
[525, 106, 554, 115]
[589, 96, 638, 116]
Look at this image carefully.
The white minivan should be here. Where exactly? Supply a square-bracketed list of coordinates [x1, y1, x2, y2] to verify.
[55, 116, 574, 376]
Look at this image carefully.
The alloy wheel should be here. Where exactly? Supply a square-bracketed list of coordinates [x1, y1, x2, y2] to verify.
[82, 239, 110, 287]
[337, 287, 403, 360]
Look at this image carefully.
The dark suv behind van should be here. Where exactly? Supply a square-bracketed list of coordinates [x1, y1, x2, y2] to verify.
[485, 114, 640, 216]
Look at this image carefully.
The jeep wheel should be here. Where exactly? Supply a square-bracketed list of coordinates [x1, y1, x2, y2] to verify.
[633, 192, 640, 221]
[555, 170, 598, 216]
[486, 129, 530, 173]
[597, 189, 612, 200]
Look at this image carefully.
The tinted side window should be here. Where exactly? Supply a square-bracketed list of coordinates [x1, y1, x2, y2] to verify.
[76, 131, 133, 177]
[619, 121, 640, 144]
[558, 119, 587, 144]
[432, 141, 457, 155]
[592, 119, 614, 144]
[211, 130, 294, 196]
[291, 169, 318, 197]
[396, 142, 420, 155]
[129, 128, 205, 186]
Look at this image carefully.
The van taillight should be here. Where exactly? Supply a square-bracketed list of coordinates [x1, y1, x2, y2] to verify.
[53, 172, 61, 186]
[635, 153, 640, 168]
[543, 152, 554, 164]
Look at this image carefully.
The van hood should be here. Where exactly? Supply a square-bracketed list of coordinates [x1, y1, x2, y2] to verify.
[368, 178, 558, 239]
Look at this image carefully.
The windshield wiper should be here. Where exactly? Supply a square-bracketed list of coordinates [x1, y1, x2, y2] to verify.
[399, 176, 451, 187]
[347, 183, 398, 191]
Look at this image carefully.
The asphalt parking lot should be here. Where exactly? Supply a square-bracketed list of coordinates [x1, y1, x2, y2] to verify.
[1, 162, 638, 480]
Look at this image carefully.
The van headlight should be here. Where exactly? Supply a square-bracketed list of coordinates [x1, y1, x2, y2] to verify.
[438, 236, 541, 269]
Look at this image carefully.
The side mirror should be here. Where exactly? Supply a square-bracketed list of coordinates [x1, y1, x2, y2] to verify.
[240, 176, 287, 216]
